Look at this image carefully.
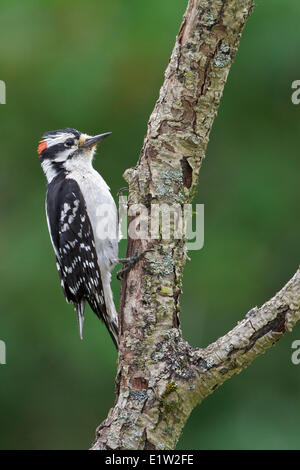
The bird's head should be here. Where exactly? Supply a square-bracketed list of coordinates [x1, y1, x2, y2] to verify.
[37, 128, 111, 182]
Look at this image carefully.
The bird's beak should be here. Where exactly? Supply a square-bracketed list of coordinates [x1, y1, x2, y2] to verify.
[80, 132, 112, 148]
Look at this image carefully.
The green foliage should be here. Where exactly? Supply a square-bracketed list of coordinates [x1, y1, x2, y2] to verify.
[0, 0, 300, 450]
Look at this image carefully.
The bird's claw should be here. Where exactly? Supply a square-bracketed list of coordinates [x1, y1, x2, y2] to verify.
[116, 249, 153, 280]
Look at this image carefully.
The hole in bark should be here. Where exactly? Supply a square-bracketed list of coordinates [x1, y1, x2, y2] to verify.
[131, 377, 148, 390]
[180, 157, 193, 188]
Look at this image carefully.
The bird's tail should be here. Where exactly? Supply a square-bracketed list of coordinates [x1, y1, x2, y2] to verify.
[104, 315, 119, 349]
[97, 268, 119, 349]
[74, 297, 118, 349]
[75, 300, 85, 340]
[88, 296, 119, 349]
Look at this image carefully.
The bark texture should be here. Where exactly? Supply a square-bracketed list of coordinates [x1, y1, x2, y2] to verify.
[91, 0, 300, 450]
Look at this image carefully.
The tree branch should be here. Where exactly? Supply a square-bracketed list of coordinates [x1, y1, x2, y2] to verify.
[90, 0, 299, 450]
[189, 268, 300, 401]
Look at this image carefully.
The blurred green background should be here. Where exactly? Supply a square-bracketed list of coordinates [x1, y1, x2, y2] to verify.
[0, 0, 300, 450]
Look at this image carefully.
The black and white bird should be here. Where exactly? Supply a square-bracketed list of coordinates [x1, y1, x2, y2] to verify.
[37, 128, 119, 348]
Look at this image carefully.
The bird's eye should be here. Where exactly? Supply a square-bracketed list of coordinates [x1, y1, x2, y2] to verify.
[65, 138, 74, 147]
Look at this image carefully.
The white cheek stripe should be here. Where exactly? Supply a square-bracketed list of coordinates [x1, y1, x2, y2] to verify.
[44, 132, 75, 147]
[53, 148, 74, 162]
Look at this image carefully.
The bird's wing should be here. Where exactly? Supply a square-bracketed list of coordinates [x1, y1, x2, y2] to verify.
[46, 176, 107, 319]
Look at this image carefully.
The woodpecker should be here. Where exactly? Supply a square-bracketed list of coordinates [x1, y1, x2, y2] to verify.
[37, 128, 119, 348]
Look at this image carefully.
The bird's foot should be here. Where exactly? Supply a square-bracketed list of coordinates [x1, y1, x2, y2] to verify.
[117, 249, 153, 280]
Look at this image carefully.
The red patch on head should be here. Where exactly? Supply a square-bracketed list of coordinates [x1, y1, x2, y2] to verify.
[37, 140, 47, 156]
